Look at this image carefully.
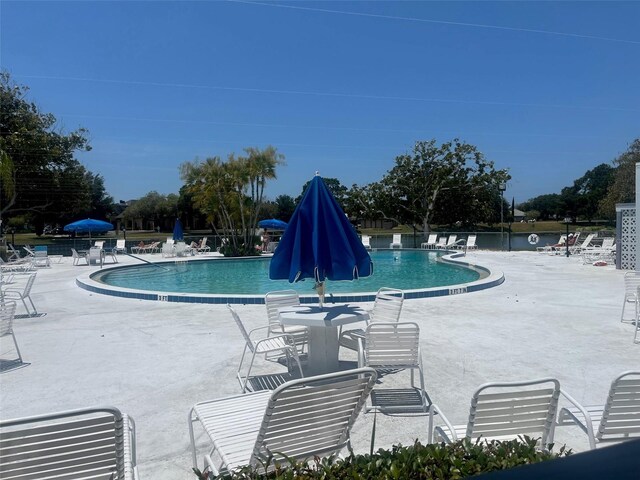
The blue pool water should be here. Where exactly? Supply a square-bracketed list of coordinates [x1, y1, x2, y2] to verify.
[96, 250, 480, 295]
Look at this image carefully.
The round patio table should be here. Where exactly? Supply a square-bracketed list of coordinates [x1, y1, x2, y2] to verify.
[278, 304, 369, 376]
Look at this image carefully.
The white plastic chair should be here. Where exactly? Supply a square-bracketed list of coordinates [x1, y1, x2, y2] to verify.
[389, 234, 403, 249]
[188, 367, 377, 475]
[444, 235, 458, 249]
[162, 240, 176, 257]
[465, 234, 478, 251]
[430, 378, 560, 446]
[228, 305, 303, 392]
[557, 371, 640, 449]
[358, 322, 429, 413]
[71, 248, 89, 266]
[265, 290, 308, 355]
[1, 272, 38, 316]
[620, 271, 640, 324]
[7, 244, 21, 261]
[0, 407, 138, 480]
[94, 240, 105, 248]
[112, 239, 127, 254]
[435, 237, 447, 249]
[339, 287, 404, 352]
[361, 234, 372, 250]
[420, 233, 438, 249]
[0, 300, 22, 363]
[197, 237, 211, 253]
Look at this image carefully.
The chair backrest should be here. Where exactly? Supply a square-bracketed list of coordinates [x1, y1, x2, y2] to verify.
[265, 290, 300, 331]
[392, 234, 402, 244]
[71, 248, 82, 258]
[361, 235, 371, 246]
[20, 273, 37, 296]
[601, 237, 615, 249]
[466, 235, 477, 247]
[364, 322, 420, 368]
[427, 233, 437, 243]
[116, 239, 126, 248]
[0, 301, 17, 336]
[227, 305, 253, 349]
[0, 407, 135, 480]
[23, 246, 35, 256]
[166, 238, 175, 246]
[89, 246, 102, 258]
[94, 240, 104, 248]
[370, 287, 404, 323]
[437, 237, 447, 246]
[624, 271, 640, 296]
[251, 368, 377, 469]
[447, 235, 457, 246]
[201, 237, 208, 248]
[577, 233, 595, 249]
[596, 371, 640, 444]
[466, 378, 560, 445]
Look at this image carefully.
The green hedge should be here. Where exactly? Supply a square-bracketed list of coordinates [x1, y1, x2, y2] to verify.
[194, 437, 570, 480]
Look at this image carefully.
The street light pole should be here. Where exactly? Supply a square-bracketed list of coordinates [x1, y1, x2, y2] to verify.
[499, 183, 506, 251]
[564, 217, 571, 258]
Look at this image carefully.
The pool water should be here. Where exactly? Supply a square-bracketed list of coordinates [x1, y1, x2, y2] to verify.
[97, 250, 480, 295]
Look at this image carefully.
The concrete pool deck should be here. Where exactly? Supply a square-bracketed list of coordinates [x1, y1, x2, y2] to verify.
[0, 250, 637, 478]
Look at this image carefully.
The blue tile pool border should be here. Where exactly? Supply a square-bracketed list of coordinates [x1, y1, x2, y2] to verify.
[76, 250, 504, 304]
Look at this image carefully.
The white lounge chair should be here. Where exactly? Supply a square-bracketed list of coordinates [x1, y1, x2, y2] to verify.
[0, 257, 33, 272]
[71, 248, 89, 266]
[228, 305, 303, 393]
[1, 272, 38, 317]
[434, 237, 447, 249]
[557, 371, 640, 449]
[358, 322, 429, 413]
[430, 378, 560, 446]
[7, 244, 21, 261]
[465, 234, 478, 251]
[421, 234, 438, 249]
[265, 290, 308, 355]
[620, 271, 640, 323]
[112, 239, 127, 255]
[339, 287, 404, 352]
[162, 240, 176, 257]
[582, 237, 615, 264]
[389, 233, 402, 249]
[0, 407, 138, 480]
[94, 240, 105, 249]
[361, 234, 372, 250]
[197, 237, 211, 253]
[22, 245, 35, 257]
[443, 235, 458, 249]
[0, 300, 22, 364]
[537, 235, 566, 254]
[570, 233, 595, 255]
[32, 246, 50, 268]
[188, 367, 377, 475]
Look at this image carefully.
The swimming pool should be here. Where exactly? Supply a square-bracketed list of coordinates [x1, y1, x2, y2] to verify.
[80, 250, 504, 303]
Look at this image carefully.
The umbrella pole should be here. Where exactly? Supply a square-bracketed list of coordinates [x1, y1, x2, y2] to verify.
[316, 281, 325, 309]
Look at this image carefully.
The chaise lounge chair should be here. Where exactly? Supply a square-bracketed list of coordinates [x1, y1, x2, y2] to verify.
[421, 234, 438, 249]
[188, 367, 377, 475]
[389, 234, 403, 249]
[0, 406, 138, 479]
[557, 371, 640, 449]
[429, 378, 560, 446]
[361, 234, 372, 250]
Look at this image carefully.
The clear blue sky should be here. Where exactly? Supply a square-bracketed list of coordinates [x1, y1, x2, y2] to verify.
[2, 1, 638, 205]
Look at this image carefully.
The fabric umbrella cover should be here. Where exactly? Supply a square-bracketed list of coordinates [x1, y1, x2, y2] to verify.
[63, 218, 114, 242]
[269, 175, 372, 288]
[173, 218, 184, 241]
[258, 218, 288, 230]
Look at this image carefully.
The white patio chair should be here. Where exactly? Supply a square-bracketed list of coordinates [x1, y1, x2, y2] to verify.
[361, 234, 372, 250]
[0, 300, 22, 364]
[430, 378, 560, 446]
[1, 272, 38, 316]
[434, 237, 447, 249]
[265, 290, 308, 355]
[161, 240, 176, 257]
[188, 367, 377, 475]
[582, 237, 615, 264]
[389, 233, 403, 249]
[569, 233, 595, 255]
[32, 246, 50, 268]
[89, 246, 104, 266]
[71, 248, 89, 266]
[465, 234, 478, 251]
[94, 240, 105, 249]
[444, 235, 458, 249]
[0, 257, 33, 272]
[620, 271, 640, 323]
[228, 305, 303, 393]
[143, 241, 160, 254]
[7, 244, 21, 261]
[0, 406, 138, 480]
[339, 287, 404, 352]
[536, 235, 566, 254]
[421, 233, 438, 249]
[358, 322, 429, 413]
[557, 371, 640, 449]
[197, 237, 211, 253]
[112, 239, 127, 255]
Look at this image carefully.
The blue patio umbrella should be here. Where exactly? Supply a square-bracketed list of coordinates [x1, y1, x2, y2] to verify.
[258, 218, 288, 230]
[173, 218, 184, 241]
[63, 218, 113, 241]
[269, 175, 372, 304]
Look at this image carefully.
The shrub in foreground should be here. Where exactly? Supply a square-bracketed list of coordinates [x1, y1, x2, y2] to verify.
[194, 436, 570, 480]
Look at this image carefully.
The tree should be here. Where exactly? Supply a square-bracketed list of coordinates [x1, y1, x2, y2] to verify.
[600, 139, 640, 218]
[0, 72, 92, 225]
[180, 146, 283, 256]
[355, 139, 509, 235]
[274, 194, 296, 222]
[123, 191, 178, 230]
[558, 163, 614, 221]
[518, 194, 562, 220]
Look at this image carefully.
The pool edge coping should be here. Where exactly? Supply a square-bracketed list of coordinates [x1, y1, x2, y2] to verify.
[75, 250, 505, 304]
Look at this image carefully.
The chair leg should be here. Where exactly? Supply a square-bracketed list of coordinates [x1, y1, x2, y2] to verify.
[289, 347, 304, 378]
[242, 351, 258, 393]
[21, 297, 33, 317]
[188, 408, 199, 468]
[236, 344, 249, 391]
[27, 295, 37, 316]
[11, 331, 23, 363]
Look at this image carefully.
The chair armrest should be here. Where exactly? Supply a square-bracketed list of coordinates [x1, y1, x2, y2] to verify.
[357, 337, 365, 368]
[247, 325, 272, 338]
[558, 389, 597, 449]
[428, 403, 457, 444]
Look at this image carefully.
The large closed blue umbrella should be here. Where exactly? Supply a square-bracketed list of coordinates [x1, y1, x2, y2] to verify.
[173, 218, 184, 241]
[63, 218, 113, 241]
[258, 218, 288, 230]
[270, 175, 372, 305]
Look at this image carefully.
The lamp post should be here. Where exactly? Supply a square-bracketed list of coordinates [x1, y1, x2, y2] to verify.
[563, 217, 571, 257]
[499, 182, 507, 251]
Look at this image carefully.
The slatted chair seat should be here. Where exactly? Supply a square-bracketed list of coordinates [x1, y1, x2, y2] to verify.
[0, 407, 138, 480]
[557, 371, 640, 449]
[430, 378, 560, 446]
[189, 368, 377, 476]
